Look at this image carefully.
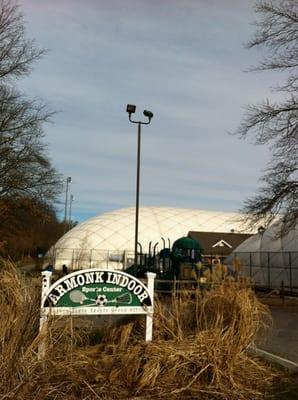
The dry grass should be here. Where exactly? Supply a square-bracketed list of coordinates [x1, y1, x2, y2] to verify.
[0, 261, 276, 399]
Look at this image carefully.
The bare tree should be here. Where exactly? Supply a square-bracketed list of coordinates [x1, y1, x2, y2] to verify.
[237, 0, 298, 231]
[0, 0, 45, 81]
[0, 0, 61, 204]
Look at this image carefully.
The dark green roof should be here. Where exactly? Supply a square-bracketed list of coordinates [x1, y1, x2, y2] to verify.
[173, 236, 202, 250]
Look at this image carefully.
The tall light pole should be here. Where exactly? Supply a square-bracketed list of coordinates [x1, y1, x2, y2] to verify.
[64, 176, 72, 231]
[126, 104, 153, 273]
[68, 194, 74, 226]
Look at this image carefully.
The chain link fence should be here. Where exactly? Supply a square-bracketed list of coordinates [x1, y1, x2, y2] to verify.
[47, 248, 134, 271]
[230, 251, 298, 294]
[47, 248, 298, 295]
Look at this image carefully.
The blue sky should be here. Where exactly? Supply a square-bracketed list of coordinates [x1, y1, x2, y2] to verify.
[19, 0, 281, 222]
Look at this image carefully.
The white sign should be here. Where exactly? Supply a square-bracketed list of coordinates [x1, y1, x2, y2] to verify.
[39, 268, 156, 353]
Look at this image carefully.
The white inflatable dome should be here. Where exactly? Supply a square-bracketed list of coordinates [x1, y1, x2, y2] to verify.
[48, 206, 254, 270]
[227, 220, 298, 291]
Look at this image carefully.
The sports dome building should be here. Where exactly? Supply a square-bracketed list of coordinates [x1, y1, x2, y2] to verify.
[227, 220, 298, 293]
[48, 206, 253, 270]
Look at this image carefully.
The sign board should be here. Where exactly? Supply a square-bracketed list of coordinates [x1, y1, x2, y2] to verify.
[40, 268, 156, 345]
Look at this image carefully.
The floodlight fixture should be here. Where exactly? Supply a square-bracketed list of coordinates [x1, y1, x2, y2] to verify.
[126, 104, 136, 115]
[143, 110, 153, 120]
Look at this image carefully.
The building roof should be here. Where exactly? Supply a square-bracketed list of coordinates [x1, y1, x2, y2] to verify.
[188, 231, 252, 256]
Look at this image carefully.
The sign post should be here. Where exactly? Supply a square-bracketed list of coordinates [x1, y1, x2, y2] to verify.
[145, 272, 155, 341]
[39, 268, 156, 356]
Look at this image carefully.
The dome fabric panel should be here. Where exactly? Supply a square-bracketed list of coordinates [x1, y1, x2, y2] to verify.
[231, 221, 298, 253]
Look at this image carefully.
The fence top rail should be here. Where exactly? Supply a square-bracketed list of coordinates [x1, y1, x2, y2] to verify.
[233, 251, 298, 254]
[50, 248, 298, 255]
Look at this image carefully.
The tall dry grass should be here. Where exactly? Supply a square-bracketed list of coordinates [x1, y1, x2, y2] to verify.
[0, 261, 275, 399]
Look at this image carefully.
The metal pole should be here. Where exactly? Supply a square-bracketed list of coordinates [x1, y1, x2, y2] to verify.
[64, 177, 71, 231]
[134, 122, 141, 274]
[126, 105, 153, 273]
[64, 178, 69, 222]
[289, 252, 292, 293]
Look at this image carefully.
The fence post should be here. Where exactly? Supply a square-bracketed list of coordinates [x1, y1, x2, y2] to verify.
[53, 246, 56, 269]
[72, 249, 74, 270]
[289, 252, 292, 293]
[280, 280, 285, 305]
[267, 252, 271, 288]
[172, 275, 176, 297]
[123, 251, 127, 270]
